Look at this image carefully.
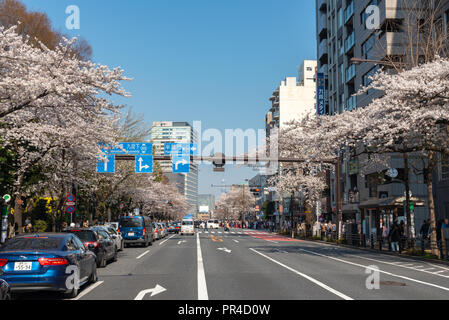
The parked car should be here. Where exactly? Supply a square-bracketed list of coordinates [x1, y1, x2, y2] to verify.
[63, 228, 117, 268]
[0, 278, 11, 300]
[0, 233, 97, 299]
[105, 222, 119, 231]
[101, 226, 124, 252]
[181, 219, 195, 235]
[167, 222, 178, 234]
[119, 216, 153, 247]
[152, 222, 160, 241]
[158, 223, 166, 238]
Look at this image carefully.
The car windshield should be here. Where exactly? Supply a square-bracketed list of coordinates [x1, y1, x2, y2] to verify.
[66, 230, 96, 242]
[120, 218, 143, 228]
[1, 237, 63, 251]
[182, 221, 193, 226]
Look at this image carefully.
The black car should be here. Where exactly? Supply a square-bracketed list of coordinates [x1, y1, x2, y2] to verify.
[0, 278, 11, 300]
[63, 228, 117, 268]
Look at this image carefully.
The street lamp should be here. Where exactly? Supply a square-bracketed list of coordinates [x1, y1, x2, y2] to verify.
[350, 57, 408, 68]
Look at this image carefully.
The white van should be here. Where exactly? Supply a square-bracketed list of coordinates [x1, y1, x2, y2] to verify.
[181, 219, 195, 235]
[207, 219, 220, 229]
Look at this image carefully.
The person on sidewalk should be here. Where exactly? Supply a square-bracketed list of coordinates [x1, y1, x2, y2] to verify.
[389, 222, 401, 252]
[420, 219, 430, 240]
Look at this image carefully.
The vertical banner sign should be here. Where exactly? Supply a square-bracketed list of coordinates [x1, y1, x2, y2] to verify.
[316, 72, 325, 116]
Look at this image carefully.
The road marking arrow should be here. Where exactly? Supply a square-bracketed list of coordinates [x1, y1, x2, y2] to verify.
[177, 240, 187, 245]
[217, 247, 232, 254]
[134, 285, 167, 300]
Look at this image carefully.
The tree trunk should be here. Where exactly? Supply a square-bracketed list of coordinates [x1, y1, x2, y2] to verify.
[404, 152, 412, 241]
[426, 151, 440, 258]
[13, 173, 24, 234]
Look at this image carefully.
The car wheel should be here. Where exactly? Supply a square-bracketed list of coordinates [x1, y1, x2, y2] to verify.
[97, 253, 107, 268]
[64, 286, 79, 299]
[89, 264, 98, 284]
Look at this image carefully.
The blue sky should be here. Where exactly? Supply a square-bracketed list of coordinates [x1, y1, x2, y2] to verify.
[22, 0, 317, 197]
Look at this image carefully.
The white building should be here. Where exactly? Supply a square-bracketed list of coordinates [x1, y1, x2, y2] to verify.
[151, 121, 199, 213]
[266, 60, 317, 135]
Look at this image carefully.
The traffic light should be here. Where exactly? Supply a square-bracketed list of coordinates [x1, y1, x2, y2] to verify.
[213, 153, 226, 172]
[250, 188, 260, 197]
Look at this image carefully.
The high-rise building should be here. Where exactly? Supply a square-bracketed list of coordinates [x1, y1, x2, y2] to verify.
[266, 60, 317, 137]
[151, 121, 199, 213]
[315, 0, 449, 235]
[198, 194, 216, 216]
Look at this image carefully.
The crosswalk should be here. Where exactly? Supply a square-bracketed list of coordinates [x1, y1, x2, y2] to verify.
[197, 230, 271, 235]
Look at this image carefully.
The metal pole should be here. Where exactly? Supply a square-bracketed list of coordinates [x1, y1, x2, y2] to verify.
[336, 156, 342, 239]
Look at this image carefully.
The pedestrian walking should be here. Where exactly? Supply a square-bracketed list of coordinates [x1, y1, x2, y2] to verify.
[420, 219, 430, 240]
[389, 222, 401, 252]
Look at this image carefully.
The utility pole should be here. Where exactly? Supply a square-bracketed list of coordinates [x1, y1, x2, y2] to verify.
[336, 155, 342, 239]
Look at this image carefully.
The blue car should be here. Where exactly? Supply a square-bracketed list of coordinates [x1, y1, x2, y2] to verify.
[119, 216, 153, 247]
[0, 233, 97, 299]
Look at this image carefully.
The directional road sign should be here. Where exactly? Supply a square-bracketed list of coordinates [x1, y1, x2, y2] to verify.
[135, 155, 153, 173]
[164, 143, 198, 156]
[172, 154, 190, 173]
[100, 142, 153, 156]
[97, 155, 115, 173]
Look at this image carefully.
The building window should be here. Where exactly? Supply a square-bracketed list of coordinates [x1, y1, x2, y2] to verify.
[361, 33, 376, 59]
[442, 154, 449, 181]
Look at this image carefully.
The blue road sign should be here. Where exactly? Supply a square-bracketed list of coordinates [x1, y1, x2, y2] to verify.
[135, 155, 153, 173]
[66, 206, 75, 214]
[97, 155, 115, 173]
[172, 154, 190, 173]
[164, 143, 198, 156]
[100, 142, 153, 155]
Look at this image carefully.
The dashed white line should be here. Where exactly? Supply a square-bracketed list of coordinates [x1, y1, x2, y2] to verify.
[159, 234, 176, 246]
[250, 248, 353, 300]
[233, 240, 239, 243]
[136, 250, 150, 259]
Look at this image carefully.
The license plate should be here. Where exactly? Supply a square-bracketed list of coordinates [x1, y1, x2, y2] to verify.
[14, 262, 32, 271]
[128, 232, 135, 237]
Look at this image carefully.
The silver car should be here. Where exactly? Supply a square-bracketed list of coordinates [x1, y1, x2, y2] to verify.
[102, 226, 124, 251]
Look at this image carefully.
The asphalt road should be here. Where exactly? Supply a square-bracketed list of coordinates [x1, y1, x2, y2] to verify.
[13, 229, 449, 300]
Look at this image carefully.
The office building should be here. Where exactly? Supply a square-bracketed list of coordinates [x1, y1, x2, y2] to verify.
[151, 121, 199, 213]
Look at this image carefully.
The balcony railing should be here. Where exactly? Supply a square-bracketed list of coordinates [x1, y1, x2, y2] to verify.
[344, 1, 354, 24]
[345, 64, 356, 83]
[346, 95, 357, 111]
[345, 32, 355, 53]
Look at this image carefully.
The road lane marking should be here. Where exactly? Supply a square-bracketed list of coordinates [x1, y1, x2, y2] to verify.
[159, 234, 176, 246]
[233, 240, 239, 243]
[71, 281, 104, 300]
[348, 255, 449, 279]
[136, 250, 150, 259]
[135, 284, 167, 300]
[250, 248, 353, 300]
[300, 249, 449, 293]
[197, 233, 208, 300]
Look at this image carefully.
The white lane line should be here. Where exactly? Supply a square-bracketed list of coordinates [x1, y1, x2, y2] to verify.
[159, 234, 176, 246]
[233, 240, 239, 243]
[136, 250, 150, 260]
[300, 249, 449, 293]
[71, 281, 104, 300]
[197, 233, 208, 300]
[250, 248, 353, 300]
[433, 270, 448, 274]
[349, 255, 449, 279]
[264, 239, 279, 244]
